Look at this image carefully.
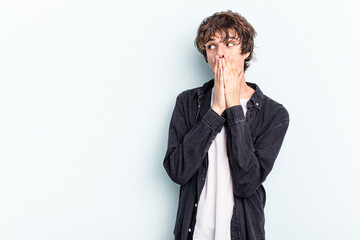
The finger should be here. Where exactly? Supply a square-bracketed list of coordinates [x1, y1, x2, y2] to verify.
[220, 58, 224, 79]
[239, 70, 244, 79]
[214, 56, 218, 82]
[221, 58, 225, 74]
[215, 56, 220, 84]
[229, 56, 241, 77]
[214, 56, 219, 72]
[222, 57, 229, 80]
[220, 61, 224, 89]
[227, 56, 235, 72]
[221, 58, 226, 89]
[226, 56, 237, 79]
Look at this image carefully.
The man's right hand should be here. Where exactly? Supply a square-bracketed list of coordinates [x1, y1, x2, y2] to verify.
[211, 56, 226, 115]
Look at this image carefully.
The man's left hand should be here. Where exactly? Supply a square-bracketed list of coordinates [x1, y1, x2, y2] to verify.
[222, 56, 244, 109]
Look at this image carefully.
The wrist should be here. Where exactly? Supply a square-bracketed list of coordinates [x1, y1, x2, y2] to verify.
[226, 102, 240, 108]
[211, 105, 224, 115]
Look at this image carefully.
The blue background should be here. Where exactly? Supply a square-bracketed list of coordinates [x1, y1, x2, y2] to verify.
[0, 0, 359, 239]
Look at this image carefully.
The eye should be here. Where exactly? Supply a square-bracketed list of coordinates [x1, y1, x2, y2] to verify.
[207, 44, 215, 50]
[227, 42, 234, 47]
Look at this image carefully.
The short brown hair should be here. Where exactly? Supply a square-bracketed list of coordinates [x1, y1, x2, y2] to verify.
[195, 10, 257, 71]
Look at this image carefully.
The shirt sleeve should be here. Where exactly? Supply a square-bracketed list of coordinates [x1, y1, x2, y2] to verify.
[223, 104, 290, 198]
[163, 92, 225, 185]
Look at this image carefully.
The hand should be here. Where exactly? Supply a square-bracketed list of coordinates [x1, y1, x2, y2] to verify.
[223, 56, 244, 108]
[211, 56, 226, 115]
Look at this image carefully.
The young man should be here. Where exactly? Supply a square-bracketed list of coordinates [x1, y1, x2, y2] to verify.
[163, 11, 290, 240]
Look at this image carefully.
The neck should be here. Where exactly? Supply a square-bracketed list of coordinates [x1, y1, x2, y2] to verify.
[239, 75, 255, 99]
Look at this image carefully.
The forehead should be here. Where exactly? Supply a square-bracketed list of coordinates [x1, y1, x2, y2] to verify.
[205, 29, 239, 43]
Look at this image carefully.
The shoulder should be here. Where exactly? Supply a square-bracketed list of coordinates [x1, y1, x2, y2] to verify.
[259, 93, 290, 130]
[248, 81, 289, 122]
[263, 93, 289, 119]
[177, 86, 200, 100]
[175, 79, 213, 103]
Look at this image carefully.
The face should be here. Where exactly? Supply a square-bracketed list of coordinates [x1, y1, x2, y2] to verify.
[205, 31, 250, 74]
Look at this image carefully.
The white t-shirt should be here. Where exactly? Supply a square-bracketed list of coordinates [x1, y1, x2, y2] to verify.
[193, 87, 249, 240]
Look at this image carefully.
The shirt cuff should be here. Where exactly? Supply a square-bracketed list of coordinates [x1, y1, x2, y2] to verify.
[201, 107, 226, 133]
[224, 105, 246, 126]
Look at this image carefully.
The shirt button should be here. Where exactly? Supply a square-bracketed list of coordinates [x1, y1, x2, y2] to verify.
[189, 228, 192, 232]
[255, 102, 259, 106]
[195, 203, 198, 207]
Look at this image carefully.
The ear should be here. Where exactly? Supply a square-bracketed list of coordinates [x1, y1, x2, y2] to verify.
[243, 51, 250, 59]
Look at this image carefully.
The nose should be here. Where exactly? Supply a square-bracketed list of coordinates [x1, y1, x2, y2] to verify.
[216, 45, 225, 58]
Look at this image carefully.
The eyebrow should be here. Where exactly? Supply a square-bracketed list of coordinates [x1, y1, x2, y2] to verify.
[205, 36, 238, 44]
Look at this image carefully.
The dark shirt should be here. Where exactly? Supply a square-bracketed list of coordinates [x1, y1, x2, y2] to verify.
[163, 79, 290, 240]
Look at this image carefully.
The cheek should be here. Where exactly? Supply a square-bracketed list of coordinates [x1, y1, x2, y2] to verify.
[206, 52, 212, 61]
[208, 61, 215, 73]
[232, 55, 244, 65]
[206, 56, 215, 71]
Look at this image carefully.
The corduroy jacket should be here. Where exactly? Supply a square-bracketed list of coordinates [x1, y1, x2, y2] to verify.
[163, 79, 290, 240]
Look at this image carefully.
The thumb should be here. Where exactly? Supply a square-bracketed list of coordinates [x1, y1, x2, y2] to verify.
[238, 70, 244, 79]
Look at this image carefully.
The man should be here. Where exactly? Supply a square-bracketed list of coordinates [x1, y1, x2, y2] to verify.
[163, 10, 290, 240]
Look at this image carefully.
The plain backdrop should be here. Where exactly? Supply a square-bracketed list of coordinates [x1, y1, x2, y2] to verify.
[1, 0, 359, 239]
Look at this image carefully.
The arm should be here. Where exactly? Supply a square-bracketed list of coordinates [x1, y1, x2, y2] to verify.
[163, 92, 226, 185]
[224, 105, 290, 198]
